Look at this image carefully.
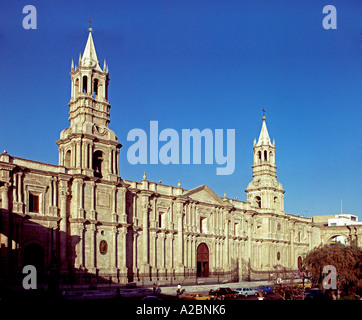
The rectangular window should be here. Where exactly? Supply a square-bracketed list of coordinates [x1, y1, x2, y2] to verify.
[29, 193, 39, 213]
[159, 213, 163, 229]
[200, 217, 207, 233]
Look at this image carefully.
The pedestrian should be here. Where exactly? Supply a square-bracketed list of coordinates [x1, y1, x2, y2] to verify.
[153, 283, 156, 295]
[177, 283, 182, 298]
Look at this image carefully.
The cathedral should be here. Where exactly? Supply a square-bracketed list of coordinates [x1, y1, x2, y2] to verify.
[0, 29, 360, 286]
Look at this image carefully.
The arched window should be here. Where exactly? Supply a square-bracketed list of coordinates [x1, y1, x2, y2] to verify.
[297, 256, 303, 270]
[258, 151, 262, 163]
[82, 75, 88, 93]
[264, 150, 268, 161]
[269, 151, 274, 164]
[255, 196, 261, 208]
[92, 150, 103, 177]
[74, 78, 79, 98]
[64, 150, 72, 168]
[274, 196, 279, 209]
[93, 79, 98, 99]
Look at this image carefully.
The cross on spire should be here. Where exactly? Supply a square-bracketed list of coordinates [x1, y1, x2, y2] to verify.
[262, 108, 266, 116]
[88, 19, 93, 32]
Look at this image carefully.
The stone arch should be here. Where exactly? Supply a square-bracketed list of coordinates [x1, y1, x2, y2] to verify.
[273, 196, 279, 210]
[297, 256, 303, 270]
[82, 75, 88, 93]
[196, 243, 209, 277]
[64, 149, 72, 168]
[93, 78, 99, 99]
[269, 151, 274, 164]
[92, 150, 103, 177]
[327, 234, 350, 246]
[258, 151, 262, 164]
[23, 242, 45, 282]
[254, 196, 261, 208]
[74, 78, 80, 98]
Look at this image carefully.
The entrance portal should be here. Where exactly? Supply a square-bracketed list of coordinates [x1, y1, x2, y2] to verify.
[24, 243, 45, 282]
[196, 243, 209, 277]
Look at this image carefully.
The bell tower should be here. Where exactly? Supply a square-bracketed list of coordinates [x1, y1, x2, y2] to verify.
[57, 28, 121, 181]
[245, 114, 285, 212]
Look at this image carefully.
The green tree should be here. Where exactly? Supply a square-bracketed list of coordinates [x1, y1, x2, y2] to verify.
[303, 243, 361, 297]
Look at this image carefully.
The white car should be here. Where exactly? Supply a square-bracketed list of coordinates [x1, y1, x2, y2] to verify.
[234, 287, 259, 297]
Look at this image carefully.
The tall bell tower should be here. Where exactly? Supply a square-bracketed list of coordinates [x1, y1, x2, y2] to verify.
[57, 28, 121, 181]
[245, 114, 285, 212]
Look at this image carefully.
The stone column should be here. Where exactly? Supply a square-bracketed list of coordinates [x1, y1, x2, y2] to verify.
[73, 223, 84, 269]
[88, 143, 93, 170]
[111, 185, 117, 223]
[89, 181, 96, 220]
[18, 173, 23, 207]
[86, 223, 96, 275]
[159, 232, 166, 279]
[186, 235, 191, 270]
[222, 207, 231, 273]
[59, 177, 69, 271]
[76, 139, 82, 169]
[118, 227, 128, 283]
[165, 233, 174, 279]
[174, 199, 185, 279]
[133, 230, 139, 280]
[290, 223, 295, 269]
[140, 190, 152, 280]
[0, 183, 10, 274]
[149, 230, 157, 279]
[110, 226, 118, 282]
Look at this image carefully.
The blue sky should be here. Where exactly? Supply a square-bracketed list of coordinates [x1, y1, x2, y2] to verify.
[0, 0, 361, 219]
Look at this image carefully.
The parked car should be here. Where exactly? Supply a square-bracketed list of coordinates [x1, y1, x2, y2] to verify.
[213, 287, 237, 300]
[181, 293, 211, 300]
[234, 287, 259, 297]
[142, 295, 162, 301]
[296, 282, 312, 289]
[304, 288, 331, 301]
[257, 285, 273, 294]
[208, 289, 217, 300]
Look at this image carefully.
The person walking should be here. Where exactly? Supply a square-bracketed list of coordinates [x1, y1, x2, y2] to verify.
[176, 283, 182, 298]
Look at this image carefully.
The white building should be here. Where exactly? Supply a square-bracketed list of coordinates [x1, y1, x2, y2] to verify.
[328, 214, 361, 226]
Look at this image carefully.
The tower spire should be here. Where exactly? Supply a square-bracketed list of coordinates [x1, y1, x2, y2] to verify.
[245, 114, 285, 212]
[57, 29, 121, 181]
[81, 27, 102, 71]
[256, 113, 272, 146]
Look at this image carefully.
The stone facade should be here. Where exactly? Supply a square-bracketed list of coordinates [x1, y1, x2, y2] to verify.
[0, 29, 361, 286]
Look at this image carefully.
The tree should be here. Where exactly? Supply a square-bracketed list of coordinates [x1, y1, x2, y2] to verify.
[270, 264, 305, 300]
[303, 243, 361, 297]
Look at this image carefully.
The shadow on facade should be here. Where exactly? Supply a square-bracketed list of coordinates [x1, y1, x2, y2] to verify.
[0, 208, 125, 297]
[1, 206, 244, 296]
